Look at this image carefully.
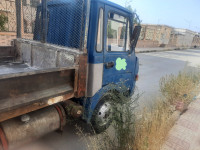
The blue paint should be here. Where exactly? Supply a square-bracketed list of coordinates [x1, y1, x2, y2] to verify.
[83, 83, 129, 122]
[84, 1, 139, 123]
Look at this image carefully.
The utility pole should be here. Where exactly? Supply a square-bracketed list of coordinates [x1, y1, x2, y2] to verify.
[41, 0, 48, 43]
[16, 0, 22, 38]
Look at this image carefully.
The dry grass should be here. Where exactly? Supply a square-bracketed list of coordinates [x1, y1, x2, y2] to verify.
[133, 69, 200, 150]
[160, 70, 200, 105]
[77, 69, 200, 150]
[132, 100, 174, 150]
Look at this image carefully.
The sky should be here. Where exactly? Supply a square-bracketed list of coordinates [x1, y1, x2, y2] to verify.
[108, 0, 200, 32]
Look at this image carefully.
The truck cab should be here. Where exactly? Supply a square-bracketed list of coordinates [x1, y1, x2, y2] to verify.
[85, 0, 139, 132]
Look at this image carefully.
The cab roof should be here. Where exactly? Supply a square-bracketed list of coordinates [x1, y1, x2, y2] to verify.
[47, 0, 132, 15]
[93, 0, 132, 14]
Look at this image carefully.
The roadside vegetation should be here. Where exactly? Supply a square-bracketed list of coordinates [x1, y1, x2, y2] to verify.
[0, 14, 8, 31]
[77, 68, 200, 150]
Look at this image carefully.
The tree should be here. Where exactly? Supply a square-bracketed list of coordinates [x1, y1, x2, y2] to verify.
[125, 3, 141, 25]
[0, 14, 8, 31]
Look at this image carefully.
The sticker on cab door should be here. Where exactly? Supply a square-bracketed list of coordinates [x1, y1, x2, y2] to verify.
[115, 58, 127, 71]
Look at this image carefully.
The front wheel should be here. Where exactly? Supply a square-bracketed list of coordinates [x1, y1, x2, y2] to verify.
[91, 94, 113, 133]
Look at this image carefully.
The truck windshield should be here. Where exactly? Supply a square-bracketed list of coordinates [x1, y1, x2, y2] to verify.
[107, 13, 129, 52]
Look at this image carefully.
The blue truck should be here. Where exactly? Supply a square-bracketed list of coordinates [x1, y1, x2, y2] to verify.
[0, 0, 140, 149]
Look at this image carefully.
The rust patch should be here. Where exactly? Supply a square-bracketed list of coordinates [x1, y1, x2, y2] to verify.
[48, 95, 66, 105]
[75, 54, 87, 98]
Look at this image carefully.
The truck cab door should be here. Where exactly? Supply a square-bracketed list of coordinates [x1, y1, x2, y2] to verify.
[103, 5, 137, 91]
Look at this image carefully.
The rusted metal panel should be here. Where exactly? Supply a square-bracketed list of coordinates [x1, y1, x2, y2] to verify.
[75, 54, 87, 98]
[74, 68, 79, 93]
[0, 47, 15, 57]
[0, 68, 75, 113]
[0, 92, 74, 123]
[0, 46, 16, 62]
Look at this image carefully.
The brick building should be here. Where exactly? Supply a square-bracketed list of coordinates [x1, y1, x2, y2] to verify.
[0, 0, 39, 46]
[137, 24, 173, 48]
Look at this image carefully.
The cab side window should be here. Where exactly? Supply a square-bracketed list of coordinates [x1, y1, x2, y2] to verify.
[96, 8, 104, 52]
[107, 13, 129, 52]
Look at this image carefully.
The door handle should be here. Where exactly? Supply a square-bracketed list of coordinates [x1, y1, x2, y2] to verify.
[105, 62, 114, 69]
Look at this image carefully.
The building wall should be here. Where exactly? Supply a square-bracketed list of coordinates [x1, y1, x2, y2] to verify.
[159, 26, 173, 46]
[172, 29, 196, 48]
[0, 0, 17, 32]
[137, 40, 159, 48]
[137, 24, 199, 49]
[0, 32, 16, 46]
[0, 32, 33, 46]
[0, 0, 38, 46]
[168, 34, 178, 47]
[192, 35, 200, 47]
[137, 24, 173, 48]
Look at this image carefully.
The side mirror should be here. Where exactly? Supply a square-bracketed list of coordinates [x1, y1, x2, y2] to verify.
[131, 26, 141, 49]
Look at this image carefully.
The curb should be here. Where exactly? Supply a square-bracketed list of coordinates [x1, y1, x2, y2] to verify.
[162, 95, 200, 150]
[135, 47, 195, 53]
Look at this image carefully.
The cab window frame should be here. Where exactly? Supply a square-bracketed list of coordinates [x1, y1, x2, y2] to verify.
[106, 11, 130, 53]
[96, 7, 104, 53]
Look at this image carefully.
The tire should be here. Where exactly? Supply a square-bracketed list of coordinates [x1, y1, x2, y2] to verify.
[91, 94, 113, 134]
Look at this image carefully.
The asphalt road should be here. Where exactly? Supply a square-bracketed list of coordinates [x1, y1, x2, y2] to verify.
[17, 49, 200, 150]
[136, 49, 200, 108]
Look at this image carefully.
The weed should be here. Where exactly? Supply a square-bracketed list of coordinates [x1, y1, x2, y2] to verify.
[0, 14, 8, 31]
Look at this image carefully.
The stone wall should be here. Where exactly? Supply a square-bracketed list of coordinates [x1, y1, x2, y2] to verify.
[137, 24, 173, 48]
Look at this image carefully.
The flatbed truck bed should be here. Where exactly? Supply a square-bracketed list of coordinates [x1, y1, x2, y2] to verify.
[0, 39, 87, 122]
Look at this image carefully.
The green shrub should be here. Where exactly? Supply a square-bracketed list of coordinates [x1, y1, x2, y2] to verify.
[0, 14, 8, 31]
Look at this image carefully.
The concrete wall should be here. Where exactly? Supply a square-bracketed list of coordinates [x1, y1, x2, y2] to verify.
[15, 39, 82, 69]
[137, 24, 200, 49]
[171, 29, 196, 48]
